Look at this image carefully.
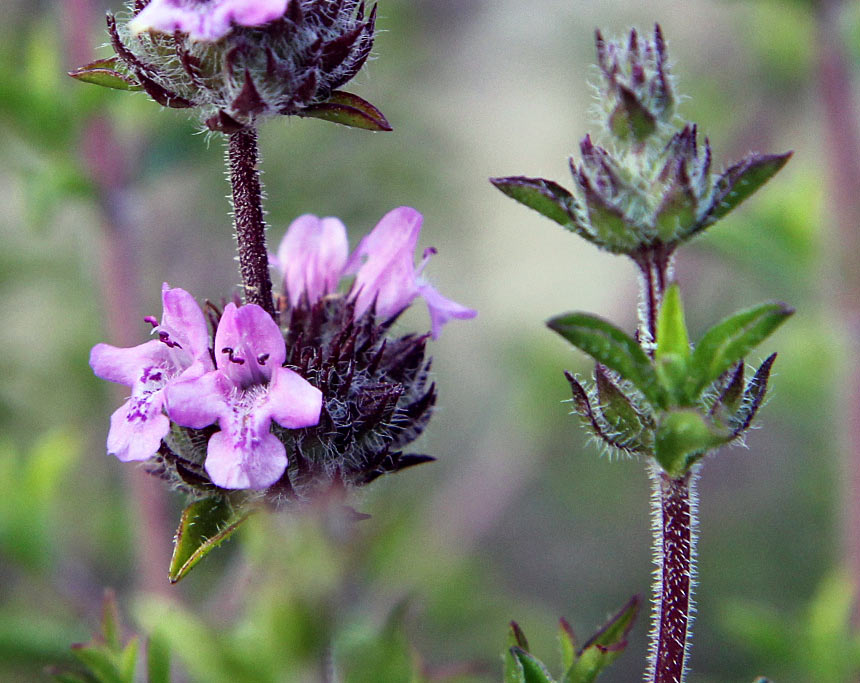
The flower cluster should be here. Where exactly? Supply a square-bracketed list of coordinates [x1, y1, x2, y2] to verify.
[98, 0, 377, 131]
[91, 208, 475, 502]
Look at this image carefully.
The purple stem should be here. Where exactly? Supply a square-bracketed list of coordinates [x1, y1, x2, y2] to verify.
[651, 470, 696, 683]
[635, 245, 694, 682]
[227, 127, 276, 318]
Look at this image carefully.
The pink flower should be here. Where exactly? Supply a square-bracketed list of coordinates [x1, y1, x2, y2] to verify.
[273, 207, 477, 338]
[129, 0, 290, 42]
[89, 285, 213, 462]
[165, 303, 322, 489]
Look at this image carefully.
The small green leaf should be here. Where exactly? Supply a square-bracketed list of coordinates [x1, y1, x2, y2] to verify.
[687, 302, 793, 401]
[594, 366, 647, 437]
[564, 596, 639, 683]
[505, 622, 529, 683]
[654, 410, 729, 476]
[168, 497, 251, 583]
[70, 645, 123, 683]
[490, 176, 597, 244]
[68, 58, 142, 92]
[298, 90, 392, 131]
[700, 152, 792, 227]
[100, 591, 121, 652]
[119, 638, 139, 683]
[558, 618, 576, 672]
[548, 313, 665, 408]
[609, 86, 657, 142]
[146, 632, 171, 683]
[510, 647, 557, 683]
[655, 284, 691, 403]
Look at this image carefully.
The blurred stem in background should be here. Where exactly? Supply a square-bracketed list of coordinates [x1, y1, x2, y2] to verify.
[815, 0, 860, 623]
[63, 0, 173, 596]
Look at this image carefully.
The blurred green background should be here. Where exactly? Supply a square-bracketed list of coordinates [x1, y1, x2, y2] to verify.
[2, 0, 860, 680]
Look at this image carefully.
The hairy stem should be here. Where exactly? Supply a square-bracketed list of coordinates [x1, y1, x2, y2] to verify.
[649, 468, 697, 683]
[636, 246, 695, 682]
[227, 127, 276, 318]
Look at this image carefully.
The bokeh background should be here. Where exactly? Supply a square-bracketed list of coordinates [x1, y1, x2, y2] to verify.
[2, 0, 860, 681]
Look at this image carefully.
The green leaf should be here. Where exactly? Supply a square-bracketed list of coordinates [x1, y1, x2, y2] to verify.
[298, 90, 392, 131]
[505, 622, 529, 683]
[119, 638, 139, 683]
[68, 58, 142, 92]
[558, 618, 576, 672]
[687, 302, 793, 401]
[654, 410, 729, 476]
[510, 647, 557, 683]
[701, 152, 792, 227]
[70, 645, 123, 683]
[168, 497, 251, 583]
[100, 591, 121, 652]
[146, 632, 171, 683]
[564, 596, 639, 683]
[490, 176, 597, 243]
[655, 284, 691, 403]
[548, 313, 665, 408]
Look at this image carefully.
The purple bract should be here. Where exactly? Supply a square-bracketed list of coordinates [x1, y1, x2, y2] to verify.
[273, 207, 477, 338]
[89, 284, 213, 463]
[165, 302, 322, 489]
[129, 0, 290, 42]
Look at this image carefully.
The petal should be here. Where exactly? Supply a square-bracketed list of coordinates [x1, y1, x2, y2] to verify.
[264, 367, 323, 429]
[160, 284, 211, 362]
[348, 207, 424, 319]
[276, 215, 348, 307]
[417, 282, 478, 339]
[106, 398, 170, 462]
[214, 303, 286, 387]
[204, 429, 287, 489]
[165, 371, 230, 429]
[130, 0, 289, 42]
[90, 340, 168, 386]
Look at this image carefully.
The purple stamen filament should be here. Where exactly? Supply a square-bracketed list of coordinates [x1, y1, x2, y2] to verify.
[221, 346, 246, 365]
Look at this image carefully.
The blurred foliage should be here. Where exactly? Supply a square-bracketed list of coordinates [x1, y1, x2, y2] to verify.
[0, 0, 856, 682]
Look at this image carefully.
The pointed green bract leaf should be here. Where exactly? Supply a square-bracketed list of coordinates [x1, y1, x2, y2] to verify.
[168, 497, 251, 584]
[654, 410, 730, 476]
[70, 645, 124, 683]
[100, 591, 122, 652]
[490, 176, 597, 242]
[656, 284, 691, 403]
[564, 596, 639, 683]
[298, 91, 392, 131]
[510, 647, 557, 683]
[548, 313, 665, 408]
[687, 302, 793, 401]
[700, 152, 792, 227]
[505, 622, 529, 683]
[68, 58, 141, 92]
[558, 618, 576, 672]
[146, 632, 171, 683]
[119, 638, 139, 683]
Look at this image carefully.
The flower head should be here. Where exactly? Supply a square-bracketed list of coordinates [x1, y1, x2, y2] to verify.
[130, 0, 290, 42]
[166, 302, 322, 489]
[274, 207, 477, 338]
[89, 285, 213, 462]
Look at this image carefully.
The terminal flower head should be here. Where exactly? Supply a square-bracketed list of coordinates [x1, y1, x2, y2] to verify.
[89, 285, 213, 463]
[166, 302, 322, 489]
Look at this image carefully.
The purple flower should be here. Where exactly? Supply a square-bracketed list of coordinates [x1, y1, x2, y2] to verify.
[165, 302, 322, 489]
[129, 0, 290, 42]
[274, 207, 477, 338]
[89, 285, 213, 463]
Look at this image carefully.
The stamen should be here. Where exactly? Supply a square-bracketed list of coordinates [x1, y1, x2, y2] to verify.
[221, 347, 246, 365]
[144, 316, 159, 327]
[158, 330, 183, 349]
[257, 353, 270, 365]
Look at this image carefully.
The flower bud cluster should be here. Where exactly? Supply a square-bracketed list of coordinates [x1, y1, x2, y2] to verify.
[104, 0, 376, 131]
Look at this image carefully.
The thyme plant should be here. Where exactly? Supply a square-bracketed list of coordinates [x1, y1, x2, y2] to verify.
[492, 26, 792, 683]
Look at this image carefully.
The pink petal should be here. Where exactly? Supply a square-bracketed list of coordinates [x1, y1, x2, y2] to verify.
[130, 0, 290, 42]
[348, 207, 423, 318]
[164, 371, 229, 429]
[106, 400, 170, 462]
[417, 282, 478, 339]
[204, 429, 287, 489]
[214, 303, 286, 387]
[90, 340, 168, 387]
[276, 215, 349, 307]
[264, 367, 323, 429]
[160, 284, 211, 361]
